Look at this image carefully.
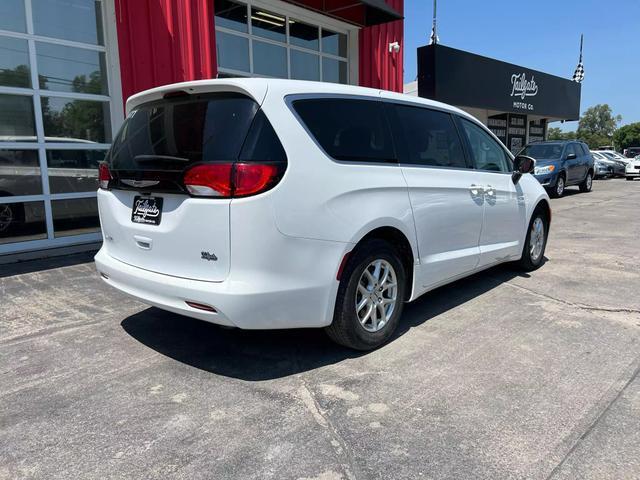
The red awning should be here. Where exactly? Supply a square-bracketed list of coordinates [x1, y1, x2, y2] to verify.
[282, 0, 402, 27]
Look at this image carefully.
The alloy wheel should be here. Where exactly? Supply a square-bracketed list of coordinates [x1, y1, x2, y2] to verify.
[355, 259, 398, 333]
[0, 204, 13, 232]
[529, 217, 545, 262]
[586, 174, 592, 190]
[556, 177, 565, 196]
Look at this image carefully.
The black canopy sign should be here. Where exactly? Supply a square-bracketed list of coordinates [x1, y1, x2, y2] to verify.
[417, 44, 581, 120]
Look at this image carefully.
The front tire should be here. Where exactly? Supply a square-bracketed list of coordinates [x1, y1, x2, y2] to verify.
[326, 239, 406, 350]
[579, 171, 593, 192]
[517, 209, 549, 271]
[550, 174, 565, 198]
[627, 176, 634, 181]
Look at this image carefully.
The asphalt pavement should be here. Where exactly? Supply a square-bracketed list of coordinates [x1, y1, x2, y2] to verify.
[1, 178, 639, 480]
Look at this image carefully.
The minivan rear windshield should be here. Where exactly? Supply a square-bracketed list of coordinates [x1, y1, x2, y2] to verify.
[520, 143, 564, 160]
[107, 93, 259, 171]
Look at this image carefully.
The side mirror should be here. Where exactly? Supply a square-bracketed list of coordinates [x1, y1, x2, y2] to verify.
[512, 155, 535, 185]
[566, 153, 577, 160]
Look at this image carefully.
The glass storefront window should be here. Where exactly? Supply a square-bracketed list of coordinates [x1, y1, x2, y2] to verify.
[290, 20, 319, 51]
[321, 29, 348, 57]
[250, 8, 286, 43]
[46, 149, 104, 193]
[32, 0, 104, 45]
[0, 200, 47, 245]
[36, 43, 107, 95]
[0, 37, 31, 88]
[215, 3, 350, 84]
[214, 0, 248, 33]
[252, 41, 287, 77]
[322, 58, 348, 84]
[0, 0, 113, 252]
[291, 50, 319, 81]
[52, 197, 100, 237]
[41, 97, 111, 143]
[0, 94, 36, 141]
[216, 31, 250, 73]
[0, 149, 42, 196]
[0, 0, 27, 33]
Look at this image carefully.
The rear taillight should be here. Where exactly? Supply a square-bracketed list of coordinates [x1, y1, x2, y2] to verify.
[234, 163, 279, 196]
[183, 163, 233, 197]
[183, 163, 281, 198]
[98, 162, 111, 189]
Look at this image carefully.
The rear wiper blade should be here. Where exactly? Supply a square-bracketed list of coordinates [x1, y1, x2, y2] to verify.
[134, 154, 189, 162]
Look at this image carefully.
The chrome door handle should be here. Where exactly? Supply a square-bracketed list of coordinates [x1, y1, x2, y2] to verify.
[469, 184, 484, 196]
[485, 185, 496, 197]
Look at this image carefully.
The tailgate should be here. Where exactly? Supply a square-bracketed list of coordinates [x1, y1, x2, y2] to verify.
[98, 189, 230, 282]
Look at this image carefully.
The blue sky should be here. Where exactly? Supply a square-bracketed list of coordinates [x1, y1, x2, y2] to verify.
[403, 0, 640, 131]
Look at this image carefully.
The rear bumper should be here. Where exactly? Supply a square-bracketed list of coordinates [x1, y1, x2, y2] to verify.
[594, 165, 612, 177]
[95, 243, 345, 330]
[626, 169, 640, 177]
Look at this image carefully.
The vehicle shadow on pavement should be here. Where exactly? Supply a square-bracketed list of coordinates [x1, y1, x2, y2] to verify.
[121, 263, 535, 381]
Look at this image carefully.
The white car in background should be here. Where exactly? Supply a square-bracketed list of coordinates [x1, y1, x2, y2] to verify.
[95, 79, 550, 350]
[600, 150, 631, 165]
[626, 156, 640, 181]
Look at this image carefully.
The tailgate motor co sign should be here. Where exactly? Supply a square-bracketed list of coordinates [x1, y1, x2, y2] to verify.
[417, 44, 581, 120]
[510, 73, 538, 111]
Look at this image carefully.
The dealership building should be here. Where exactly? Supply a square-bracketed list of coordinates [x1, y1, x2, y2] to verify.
[0, 0, 403, 257]
[404, 44, 582, 154]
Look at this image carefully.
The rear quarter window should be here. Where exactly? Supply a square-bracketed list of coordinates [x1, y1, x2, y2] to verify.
[292, 98, 396, 163]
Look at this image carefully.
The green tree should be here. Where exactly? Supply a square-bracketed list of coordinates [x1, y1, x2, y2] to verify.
[576, 104, 621, 148]
[613, 122, 640, 151]
[547, 126, 576, 141]
[0, 64, 30, 88]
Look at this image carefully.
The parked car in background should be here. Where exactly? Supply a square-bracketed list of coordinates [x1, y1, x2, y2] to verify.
[626, 156, 640, 180]
[520, 140, 594, 197]
[591, 151, 614, 178]
[594, 151, 626, 176]
[623, 147, 640, 158]
[95, 79, 551, 350]
[600, 150, 631, 166]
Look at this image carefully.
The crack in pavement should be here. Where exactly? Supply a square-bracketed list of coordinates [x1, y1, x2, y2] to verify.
[497, 276, 640, 478]
[544, 359, 640, 479]
[296, 379, 360, 480]
[501, 281, 640, 315]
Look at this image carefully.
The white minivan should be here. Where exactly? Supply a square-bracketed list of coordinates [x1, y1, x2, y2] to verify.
[95, 79, 550, 350]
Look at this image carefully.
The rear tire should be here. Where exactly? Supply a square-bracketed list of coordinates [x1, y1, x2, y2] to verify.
[579, 171, 593, 192]
[326, 239, 406, 350]
[517, 208, 549, 272]
[550, 174, 565, 198]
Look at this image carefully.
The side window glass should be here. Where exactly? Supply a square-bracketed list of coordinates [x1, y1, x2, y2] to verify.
[460, 119, 511, 172]
[239, 109, 287, 162]
[293, 98, 395, 162]
[393, 105, 467, 168]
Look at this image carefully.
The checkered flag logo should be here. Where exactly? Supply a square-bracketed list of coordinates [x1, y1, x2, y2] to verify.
[572, 62, 585, 83]
[572, 34, 585, 83]
[429, 25, 439, 45]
